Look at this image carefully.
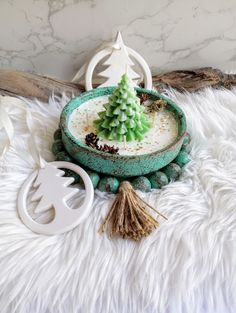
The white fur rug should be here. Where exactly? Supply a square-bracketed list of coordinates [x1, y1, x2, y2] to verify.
[0, 88, 235, 313]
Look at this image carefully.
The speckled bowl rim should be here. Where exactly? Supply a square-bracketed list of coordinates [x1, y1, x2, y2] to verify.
[60, 87, 187, 159]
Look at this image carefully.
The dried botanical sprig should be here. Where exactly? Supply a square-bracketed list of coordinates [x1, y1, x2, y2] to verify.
[99, 144, 119, 154]
[85, 132, 119, 155]
[147, 99, 167, 113]
[139, 93, 150, 104]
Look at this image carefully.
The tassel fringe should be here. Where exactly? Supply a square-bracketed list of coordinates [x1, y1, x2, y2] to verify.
[99, 181, 167, 241]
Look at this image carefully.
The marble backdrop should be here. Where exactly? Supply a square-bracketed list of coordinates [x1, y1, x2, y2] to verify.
[0, 0, 236, 80]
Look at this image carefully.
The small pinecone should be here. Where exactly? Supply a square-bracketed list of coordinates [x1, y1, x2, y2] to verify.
[85, 133, 119, 155]
[85, 132, 99, 148]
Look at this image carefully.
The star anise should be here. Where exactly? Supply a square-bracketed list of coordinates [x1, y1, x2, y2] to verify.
[85, 133, 119, 155]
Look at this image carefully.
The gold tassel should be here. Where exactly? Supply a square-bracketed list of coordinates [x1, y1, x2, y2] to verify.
[99, 181, 167, 241]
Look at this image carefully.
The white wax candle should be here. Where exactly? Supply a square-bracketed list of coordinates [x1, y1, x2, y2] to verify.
[68, 96, 178, 156]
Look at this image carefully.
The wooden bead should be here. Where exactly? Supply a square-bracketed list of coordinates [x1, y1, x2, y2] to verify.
[98, 177, 120, 193]
[63, 169, 81, 184]
[132, 176, 151, 192]
[55, 151, 73, 162]
[183, 132, 191, 145]
[149, 171, 168, 189]
[87, 171, 100, 189]
[52, 139, 64, 155]
[53, 129, 62, 140]
[181, 143, 191, 154]
[163, 163, 181, 181]
[174, 151, 191, 167]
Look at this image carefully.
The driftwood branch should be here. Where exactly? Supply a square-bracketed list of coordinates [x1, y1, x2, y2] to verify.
[1, 68, 236, 102]
[152, 67, 236, 92]
[0, 70, 82, 102]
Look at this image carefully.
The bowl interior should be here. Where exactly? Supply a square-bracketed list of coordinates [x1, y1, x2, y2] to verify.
[60, 87, 187, 159]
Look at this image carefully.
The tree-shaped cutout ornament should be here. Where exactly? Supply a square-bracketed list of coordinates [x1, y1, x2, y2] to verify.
[31, 165, 78, 214]
[98, 32, 140, 88]
[94, 73, 151, 141]
[77, 31, 153, 90]
[18, 161, 94, 235]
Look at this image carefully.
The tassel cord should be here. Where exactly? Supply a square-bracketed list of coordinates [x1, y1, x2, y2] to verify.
[99, 181, 168, 240]
[136, 194, 168, 220]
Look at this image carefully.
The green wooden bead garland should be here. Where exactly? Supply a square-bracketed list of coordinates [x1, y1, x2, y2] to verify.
[98, 177, 120, 193]
[52, 139, 64, 155]
[174, 151, 191, 167]
[149, 171, 168, 189]
[183, 132, 191, 145]
[55, 151, 73, 162]
[163, 163, 182, 181]
[63, 169, 81, 184]
[181, 143, 191, 154]
[52, 129, 192, 193]
[87, 171, 100, 189]
[132, 176, 152, 192]
[53, 128, 62, 140]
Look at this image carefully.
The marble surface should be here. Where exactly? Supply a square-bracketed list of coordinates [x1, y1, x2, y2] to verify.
[0, 0, 236, 80]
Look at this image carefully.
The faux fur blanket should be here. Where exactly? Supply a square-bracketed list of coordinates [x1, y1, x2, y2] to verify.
[0, 88, 235, 313]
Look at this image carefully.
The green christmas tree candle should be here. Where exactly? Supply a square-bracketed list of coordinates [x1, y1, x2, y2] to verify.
[94, 74, 151, 141]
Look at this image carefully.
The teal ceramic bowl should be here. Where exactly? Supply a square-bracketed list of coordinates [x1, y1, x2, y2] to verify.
[60, 87, 187, 177]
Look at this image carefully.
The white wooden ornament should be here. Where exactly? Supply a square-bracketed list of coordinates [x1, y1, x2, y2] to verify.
[82, 31, 152, 90]
[98, 32, 140, 88]
[18, 161, 94, 235]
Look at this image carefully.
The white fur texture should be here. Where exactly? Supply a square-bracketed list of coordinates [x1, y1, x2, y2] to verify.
[0, 89, 235, 313]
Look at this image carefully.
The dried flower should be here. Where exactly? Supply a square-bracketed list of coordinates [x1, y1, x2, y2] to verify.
[85, 133, 119, 155]
[99, 144, 119, 154]
[147, 99, 167, 113]
[139, 93, 150, 104]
